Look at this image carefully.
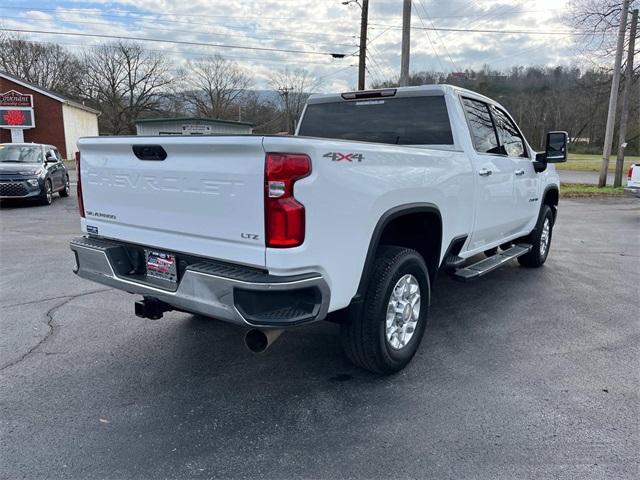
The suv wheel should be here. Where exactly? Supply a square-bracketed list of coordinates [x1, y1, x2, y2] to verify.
[341, 246, 430, 374]
[59, 175, 70, 197]
[518, 204, 554, 268]
[40, 180, 53, 206]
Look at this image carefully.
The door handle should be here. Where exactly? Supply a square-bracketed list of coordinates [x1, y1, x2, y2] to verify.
[515, 169, 525, 176]
[478, 168, 492, 177]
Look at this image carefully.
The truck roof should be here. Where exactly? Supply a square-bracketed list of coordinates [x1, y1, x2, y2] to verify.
[306, 84, 497, 107]
[0, 143, 47, 147]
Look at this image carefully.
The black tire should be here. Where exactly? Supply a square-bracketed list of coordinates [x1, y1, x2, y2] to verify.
[341, 246, 430, 374]
[40, 179, 53, 206]
[59, 175, 70, 197]
[517, 204, 554, 268]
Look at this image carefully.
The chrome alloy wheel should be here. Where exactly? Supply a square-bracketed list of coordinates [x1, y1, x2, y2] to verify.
[540, 217, 551, 257]
[45, 182, 52, 203]
[385, 274, 421, 350]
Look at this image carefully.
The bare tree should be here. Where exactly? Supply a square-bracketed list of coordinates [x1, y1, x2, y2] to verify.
[181, 55, 251, 119]
[269, 68, 321, 133]
[569, 0, 639, 70]
[82, 41, 172, 134]
[0, 34, 85, 98]
[239, 91, 281, 133]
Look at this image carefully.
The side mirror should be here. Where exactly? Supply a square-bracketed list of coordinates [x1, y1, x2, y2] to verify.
[45, 151, 57, 163]
[539, 131, 568, 163]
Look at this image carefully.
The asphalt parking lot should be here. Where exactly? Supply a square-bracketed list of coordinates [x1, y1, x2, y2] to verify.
[1, 192, 638, 480]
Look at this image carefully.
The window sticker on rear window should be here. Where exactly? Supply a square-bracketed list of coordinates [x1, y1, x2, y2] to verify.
[355, 100, 385, 106]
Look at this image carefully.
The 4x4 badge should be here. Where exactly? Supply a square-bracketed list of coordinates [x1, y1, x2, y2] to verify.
[323, 152, 364, 162]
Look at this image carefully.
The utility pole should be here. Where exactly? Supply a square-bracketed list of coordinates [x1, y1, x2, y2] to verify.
[278, 86, 291, 133]
[400, 0, 411, 86]
[614, 8, 638, 187]
[358, 0, 369, 90]
[599, 0, 630, 187]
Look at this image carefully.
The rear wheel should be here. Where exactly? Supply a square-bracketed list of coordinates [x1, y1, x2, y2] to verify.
[518, 205, 554, 267]
[40, 180, 53, 206]
[341, 246, 430, 374]
[59, 175, 70, 197]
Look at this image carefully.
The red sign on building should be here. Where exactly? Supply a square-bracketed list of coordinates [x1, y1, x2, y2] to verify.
[0, 90, 33, 107]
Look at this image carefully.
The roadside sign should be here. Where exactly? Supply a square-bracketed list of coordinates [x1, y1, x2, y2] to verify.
[182, 124, 211, 135]
[0, 108, 35, 128]
[0, 90, 35, 129]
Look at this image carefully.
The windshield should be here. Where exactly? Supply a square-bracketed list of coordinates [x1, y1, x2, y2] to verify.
[0, 145, 43, 163]
[298, 95, 453, 145]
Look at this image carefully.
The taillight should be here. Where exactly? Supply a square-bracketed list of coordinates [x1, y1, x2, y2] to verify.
[265, 153, 311, 248]
[628, 165, 634, 180]
[75, 151, 85, 218]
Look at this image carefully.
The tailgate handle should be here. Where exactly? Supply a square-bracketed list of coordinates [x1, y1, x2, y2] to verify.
[132, 145, 167, 161]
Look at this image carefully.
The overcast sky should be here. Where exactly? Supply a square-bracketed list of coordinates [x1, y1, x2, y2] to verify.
[1, 0, 602, 92]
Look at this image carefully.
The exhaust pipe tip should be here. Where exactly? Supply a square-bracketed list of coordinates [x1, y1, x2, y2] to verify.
[244, 328, 283, 353]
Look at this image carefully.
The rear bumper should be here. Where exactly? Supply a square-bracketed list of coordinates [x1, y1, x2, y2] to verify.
[70, 236, 330, 327]
[624, 186, 640, 198]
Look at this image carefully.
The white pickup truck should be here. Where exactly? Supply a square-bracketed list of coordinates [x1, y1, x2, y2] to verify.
[70, 84, 567, 374]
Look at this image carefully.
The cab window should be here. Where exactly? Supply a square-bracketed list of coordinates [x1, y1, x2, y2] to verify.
[461, 97, 500, 154]
[490, 107, 527, 158]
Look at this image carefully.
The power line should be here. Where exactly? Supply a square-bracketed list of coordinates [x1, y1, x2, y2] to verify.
[368, 23, 617, 36]
[20, 38, 349, 68]
[412, 1, 452, 72]
[317, 64, 357, 81]
[481, 43, 552, 67]
[367, 43, 397, 80]
[0, 27, 351, 57]
[364, 63, 382, 87]
[408, 4, 446, 72]
[364, 53, 386, 85]
[415, 0, 461, 71]
[0, 6, 360, 42]
[365, 27, 397, 80]
[443, 2, 515, 40]
[365, 27, 396, 80]
[0, 14, 357, 50]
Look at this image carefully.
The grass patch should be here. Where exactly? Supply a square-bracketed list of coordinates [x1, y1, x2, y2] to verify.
[556, 153, 639, 172]
[561, 183, 625, 198]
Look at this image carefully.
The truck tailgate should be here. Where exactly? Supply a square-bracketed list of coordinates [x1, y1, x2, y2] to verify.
[78, 136, 266, 267]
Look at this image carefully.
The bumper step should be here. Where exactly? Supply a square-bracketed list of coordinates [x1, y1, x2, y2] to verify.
[70, 236, 330, 327]
[453, 244, 532, 282]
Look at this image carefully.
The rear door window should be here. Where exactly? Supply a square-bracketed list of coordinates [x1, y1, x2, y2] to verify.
[461, 98, 500, 154]
[298, 95, 453, 145]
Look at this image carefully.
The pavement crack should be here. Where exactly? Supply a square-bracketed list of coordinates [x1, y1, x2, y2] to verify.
[0, 288, 111, 372]
[2, 288, 111, 309]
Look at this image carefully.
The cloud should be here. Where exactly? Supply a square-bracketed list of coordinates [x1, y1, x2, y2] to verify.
[2, 0, 593, 92]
